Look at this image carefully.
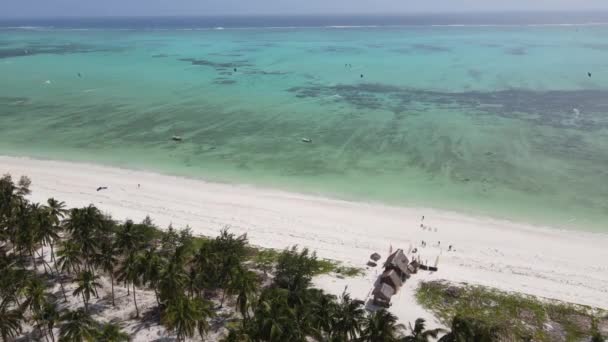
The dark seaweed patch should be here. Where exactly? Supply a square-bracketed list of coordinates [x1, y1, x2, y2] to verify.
[234, 47, 260, 53]
[243, 70, 288, 76]
[178, 58, 253, 71]
[0, 96, 29, 105]
[213, 78, 237, 85]
[392, 44, 451, 54]
[208, 52, 244, 57]
[480, 43, 502, 48]
[258, 43, 278, 48]
[505, 47, 527, 56]
[468, 69, 483, 82]
[582, 43, 608, 51]
[411, 44, 451, 53]
[0, 42, 119, 59]
[310, 46, 364, 54]
[287, 83, 608, 130]
[151, 53, 169, 58]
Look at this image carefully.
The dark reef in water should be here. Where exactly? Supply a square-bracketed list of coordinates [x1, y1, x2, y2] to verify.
[213, 78, 237, 85]
[393, 44, 451, 54]
[412, 43, 451, 53]
[581, 43, 608, 51]
[178, 58, 253, 70]
[243, 70, 289, 76]
[308, 46, 364, 54]
[287, 83, 608, 130]
[208, 52, 244, 57]
[0, 42, 123, 59]
[505, 47, 527, 56]
[467, 69, 484, 81]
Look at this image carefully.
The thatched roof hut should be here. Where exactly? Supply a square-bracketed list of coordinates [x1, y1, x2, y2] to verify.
[385, 249, 409, 277]
[370, 252, 381, 262]
[372, 283, 395, 307]
[381, 269, 403, 290]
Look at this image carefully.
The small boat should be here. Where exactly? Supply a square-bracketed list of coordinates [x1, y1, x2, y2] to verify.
[301, 138, 312, 143]
[171, 135, 183, 142]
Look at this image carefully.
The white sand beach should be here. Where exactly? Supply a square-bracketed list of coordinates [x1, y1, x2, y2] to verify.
[3, 155, 608, 331]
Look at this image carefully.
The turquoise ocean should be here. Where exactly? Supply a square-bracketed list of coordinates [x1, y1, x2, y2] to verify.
[1, 14, 608, 231]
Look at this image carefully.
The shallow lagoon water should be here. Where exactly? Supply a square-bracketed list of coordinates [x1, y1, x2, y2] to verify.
[1, 18, 608, 231]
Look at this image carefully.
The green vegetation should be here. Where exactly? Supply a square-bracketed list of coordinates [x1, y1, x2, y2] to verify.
[1, 173, 413, 341]
[8, 173, 602, 341]
[249, 246, 363, 277]
[417, 280, 608, 342]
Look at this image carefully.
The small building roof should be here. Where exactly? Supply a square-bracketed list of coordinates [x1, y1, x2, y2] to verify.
[373, 283, 395, 301]
[385, 249, 410, 275]
[370, 252, 381, 262]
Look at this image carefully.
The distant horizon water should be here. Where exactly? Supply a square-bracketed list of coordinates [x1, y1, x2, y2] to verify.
[1, 14, 608, 232]
[4, 12, 608, 29]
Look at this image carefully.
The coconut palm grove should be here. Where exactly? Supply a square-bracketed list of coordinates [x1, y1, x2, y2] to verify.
[1, 174, 496, 341]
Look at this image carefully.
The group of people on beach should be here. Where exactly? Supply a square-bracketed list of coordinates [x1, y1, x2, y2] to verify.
[419, 215, 454, 252]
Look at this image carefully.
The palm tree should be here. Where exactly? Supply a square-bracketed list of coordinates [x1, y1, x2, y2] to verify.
[64, 206, 103, 270]
[45, 198, 67, 262]
[0, 256, 29, 309]
[228, 266, 259, 320]
[35, 301, 61, 342]
[402, 318, 445, 342]
[308, 289, 338, 340]
[97, 321, 130, 342]
[158, 251, 188, 304]
[113, 220, 142, 256]
[29, 204, 58, 275]
[437, 315, 500, 342]
[195, 297, 215, 340]
[0, 303, 23, 342]
[361, 309, 405, 342]
[56, 240, 82, 302]
[72, 271, 102, 313]
[332, 290, 366, 340]
[139, 247, 164, 305]
[95, 240, 118, 307]
[59, 308, 98, 342]
[252, 289, 301, 341]
[56, 240, 82, 274]
[274, 246, 318, 294]
[191, 243, 218, 297]
[21, 277, 48, 317]
[13, 201, 38, 268]
[116, 252, 142, 317]
[162, 295, 212, 342]
[16, 175, 32, 197]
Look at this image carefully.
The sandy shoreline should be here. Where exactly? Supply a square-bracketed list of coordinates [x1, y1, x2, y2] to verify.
[3, 155, 608, 317]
